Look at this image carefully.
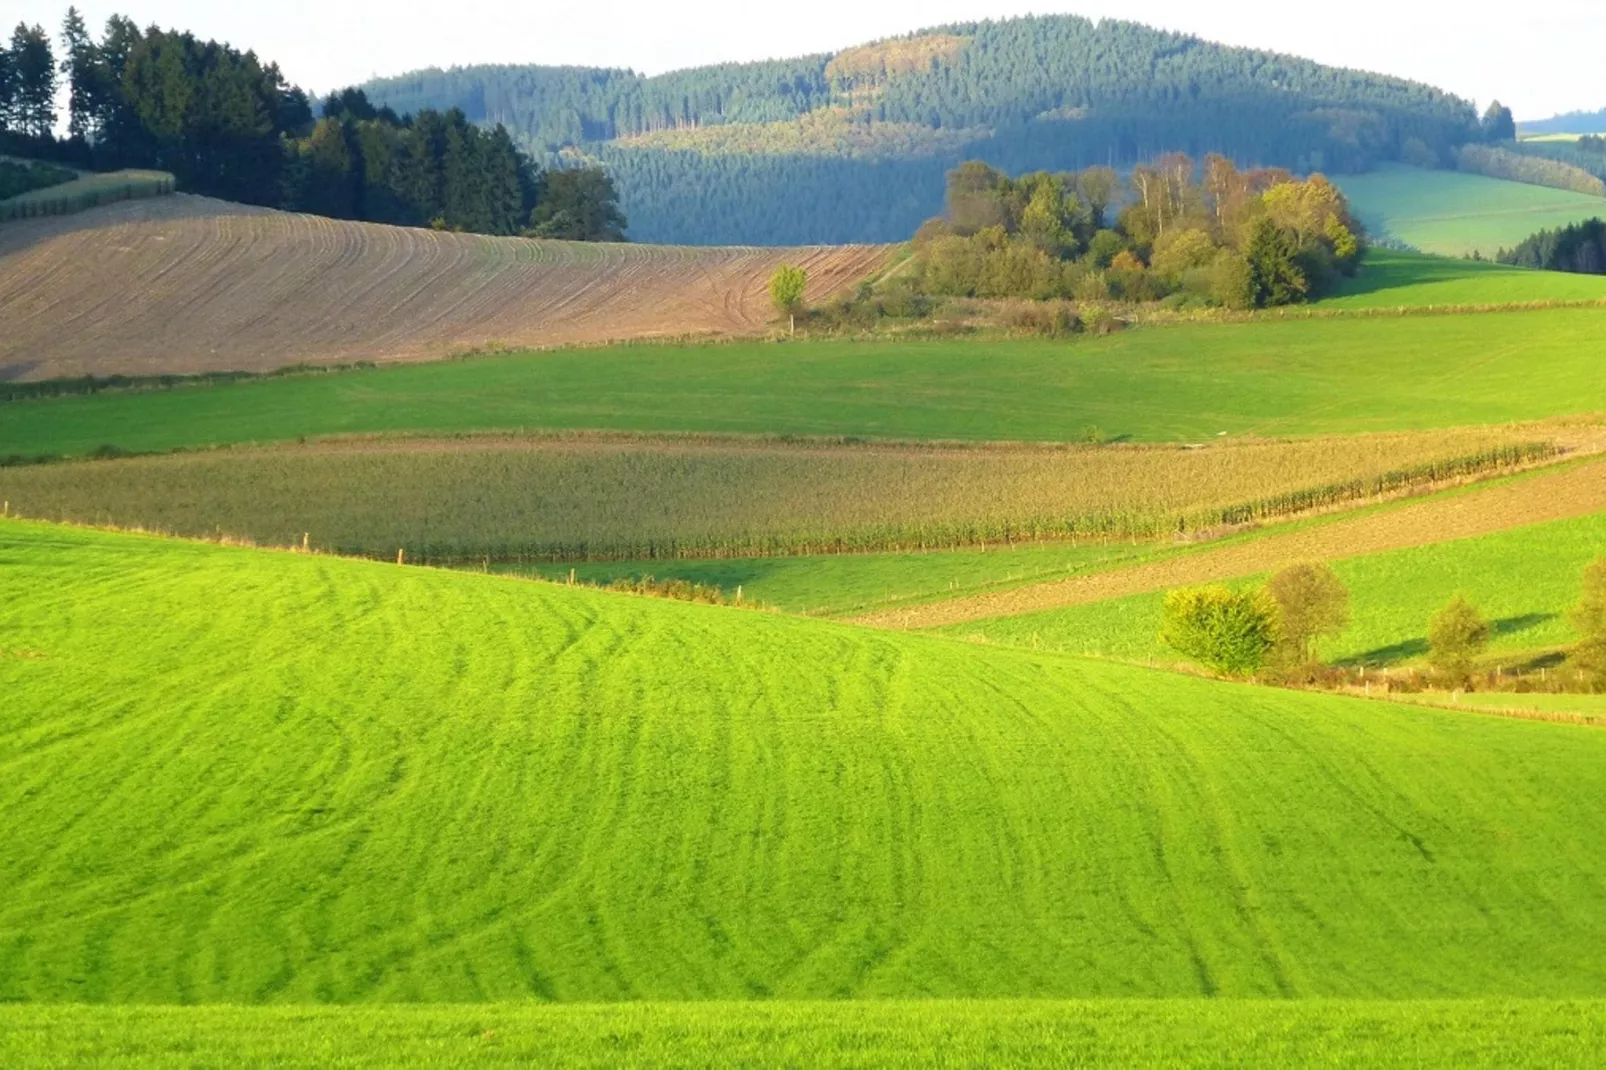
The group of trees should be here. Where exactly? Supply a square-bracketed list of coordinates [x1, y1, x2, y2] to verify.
[1498, 218, 1606, 275]
[909, 155, 1364, 308]
[1161, 559, 1606, 693]
[1455, 144, 1606, 197]
[1161, 564, 1351, 680]
[1, 9, 626, 240]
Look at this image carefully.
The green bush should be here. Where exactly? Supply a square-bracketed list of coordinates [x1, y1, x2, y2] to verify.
[1160, 585, 1280, 677]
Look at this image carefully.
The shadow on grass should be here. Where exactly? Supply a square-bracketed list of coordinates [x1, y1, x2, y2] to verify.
[1344, 613, 1558, 668]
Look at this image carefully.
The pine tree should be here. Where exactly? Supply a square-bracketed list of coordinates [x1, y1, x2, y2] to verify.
[61, 7, 96, 141]
[8, 23, 57, 139]
[1245, 218, 1309, 308]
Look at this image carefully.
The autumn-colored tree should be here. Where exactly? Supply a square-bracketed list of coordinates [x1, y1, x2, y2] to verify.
[1266, 563, 1351, 672]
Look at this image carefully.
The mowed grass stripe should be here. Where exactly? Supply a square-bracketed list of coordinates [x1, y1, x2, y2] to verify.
[5, 309, 1606, 455]
[860, 456, 1606, 629]
[5, 520, 1606, 1002]
[5, 1001, 1606, 1068]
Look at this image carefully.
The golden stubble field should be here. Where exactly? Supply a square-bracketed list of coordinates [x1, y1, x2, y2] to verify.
[0, 194, 889, 380]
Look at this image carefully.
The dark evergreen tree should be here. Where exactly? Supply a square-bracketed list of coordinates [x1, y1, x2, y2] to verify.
[60, 7, 97, 141]
[8, 23, 58, 138]
[1245, 218, 1309, 307]
[1481, 100, 1516, 143]
[527, 168, 628, 240]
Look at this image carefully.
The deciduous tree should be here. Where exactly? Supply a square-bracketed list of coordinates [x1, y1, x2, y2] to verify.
[768, 265, 808, 334]
[1428, 595, 1491, 688]
[1266, 563, 1351, 672]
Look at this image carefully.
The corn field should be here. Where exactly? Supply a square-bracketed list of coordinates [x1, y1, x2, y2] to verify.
[0, 170, 175, 223]
[0, 430, 1559, 564]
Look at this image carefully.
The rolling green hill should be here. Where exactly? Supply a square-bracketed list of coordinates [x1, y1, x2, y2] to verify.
[950, 505, 1606, 668]
[6, 519, 1606, 1006]
[1335, 165, 1606, 257]
[6, 309, 1606, 457]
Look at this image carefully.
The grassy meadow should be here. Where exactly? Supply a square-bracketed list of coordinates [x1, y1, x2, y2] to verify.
[0, 429, 1547, 563]
[5, 308, 1606, 456]
[949, 506, 1606, 668]
[1334, 164, 1606, 256]
[8, 520, 1606, 1004]
[5, 1001, 1606, 1068]
[1323, 248, 1606, 308]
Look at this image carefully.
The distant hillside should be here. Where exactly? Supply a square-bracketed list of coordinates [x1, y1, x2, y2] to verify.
[363, 15, 1479, 244]
[1520, 109, 1606, 136]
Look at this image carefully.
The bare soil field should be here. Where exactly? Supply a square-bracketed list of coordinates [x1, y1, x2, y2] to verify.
[857, 455, 1606, 629]
[0, 195, 888, 380]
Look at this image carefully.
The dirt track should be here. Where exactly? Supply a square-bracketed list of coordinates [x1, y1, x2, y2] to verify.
[0, 195, 889, 380]
[854, 457, 1606, 630]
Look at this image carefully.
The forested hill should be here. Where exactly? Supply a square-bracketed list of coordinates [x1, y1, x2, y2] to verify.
[1521, 109, 1606, 136]
[364, 15, 1481, 244]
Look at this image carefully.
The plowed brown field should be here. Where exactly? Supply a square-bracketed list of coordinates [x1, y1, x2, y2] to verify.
[0, 194, 889, 380]
[855, 456, 1606, 630]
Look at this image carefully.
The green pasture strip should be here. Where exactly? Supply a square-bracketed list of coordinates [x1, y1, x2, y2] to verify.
[4, 309, 1606, 455]
[1322, 249, 1606, 309]
[944, 507, 1606, 668]
[0, 169, 174, 222]
[4, 1001, 1605, 1069]
[508, 539, 1172, 617]
[6, 519, 1606, 1002]
[1335, 164, 1606, 257]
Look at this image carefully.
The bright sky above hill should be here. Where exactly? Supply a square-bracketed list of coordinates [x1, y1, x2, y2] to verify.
[11, 0, 1604, 121]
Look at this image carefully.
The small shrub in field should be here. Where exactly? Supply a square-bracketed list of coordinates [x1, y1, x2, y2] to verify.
[1160, 585, 1279, 677]
[1267, 562, 1351, 675]
[1428, 594, 1491, 688]
[1003, 302, 1081, 337]
[769, 265, 808, 332]
[1568, 559, 1606, 691]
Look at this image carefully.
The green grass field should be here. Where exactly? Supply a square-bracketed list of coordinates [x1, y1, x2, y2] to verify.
[7, 519, 1606, 1006]
[5, 309, 1606, 455]
[513, 539, 1172, 616]
[5, 1000, 1605, 1068]
[1324, 249, 1606, 309]
[1335, 165, 1606, 257]
[950, 507, 1606, 668]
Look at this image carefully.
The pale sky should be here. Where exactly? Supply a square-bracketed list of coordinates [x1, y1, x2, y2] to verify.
[9, 0, 1604, 120]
